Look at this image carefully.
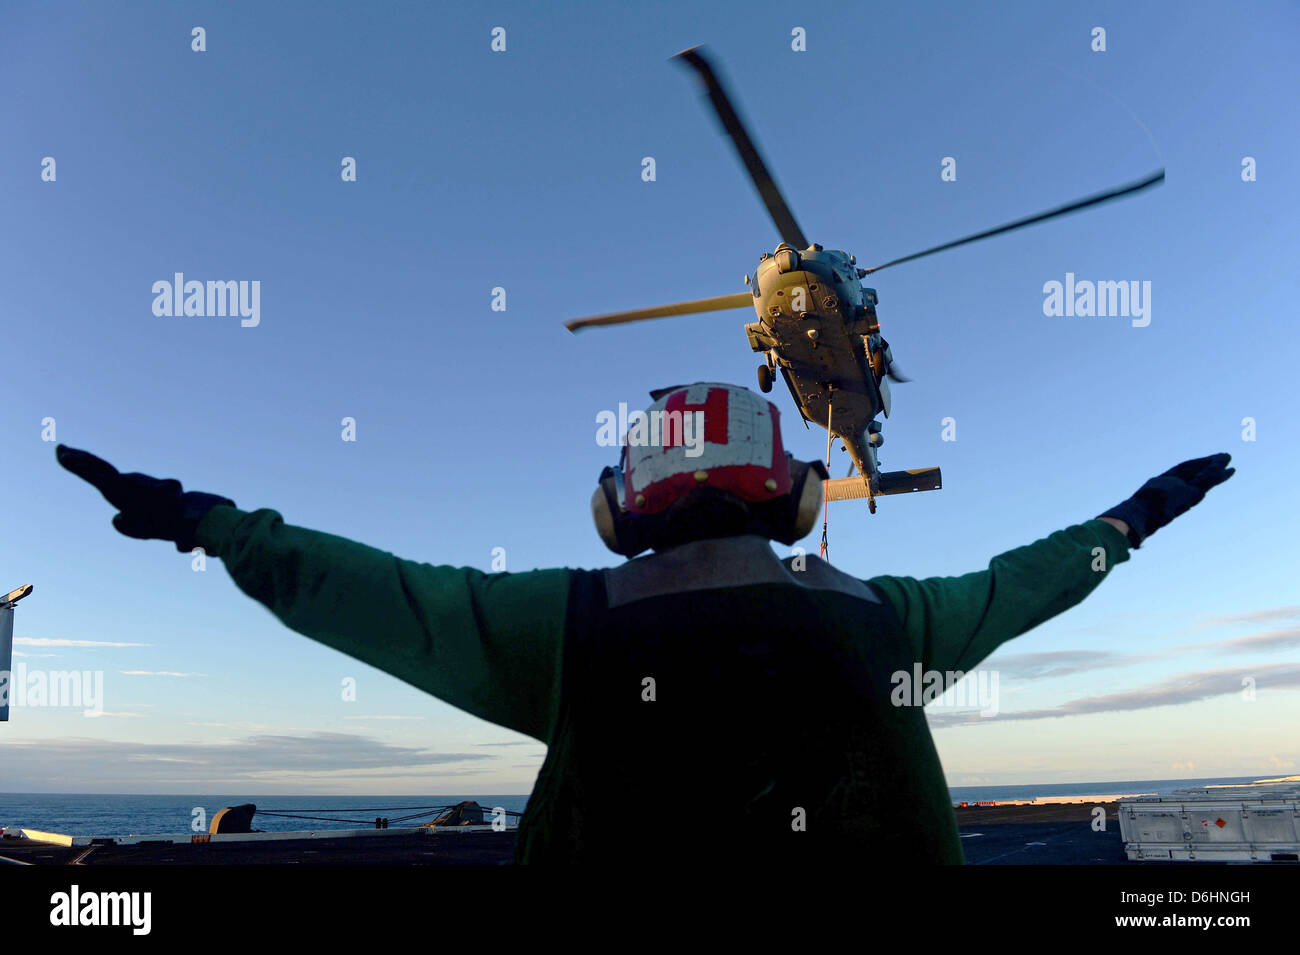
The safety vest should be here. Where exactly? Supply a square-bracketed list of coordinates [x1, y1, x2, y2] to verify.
[516, 536, 965, 864]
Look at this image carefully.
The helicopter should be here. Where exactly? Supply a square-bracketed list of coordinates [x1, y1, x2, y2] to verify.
[565, 46, 1164, 513]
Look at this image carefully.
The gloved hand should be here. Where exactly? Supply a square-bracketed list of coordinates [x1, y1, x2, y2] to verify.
[1099, 452, 1234, 548]
[56, 445, 235, 552]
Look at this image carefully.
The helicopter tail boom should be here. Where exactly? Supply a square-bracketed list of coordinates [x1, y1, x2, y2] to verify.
[823, 467, 942, 504]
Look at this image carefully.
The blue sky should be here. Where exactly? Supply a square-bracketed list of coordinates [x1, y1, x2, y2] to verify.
[1, 0, 1297, 795]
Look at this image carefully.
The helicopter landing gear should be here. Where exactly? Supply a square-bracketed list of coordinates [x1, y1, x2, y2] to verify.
[757, 364, 773, 393]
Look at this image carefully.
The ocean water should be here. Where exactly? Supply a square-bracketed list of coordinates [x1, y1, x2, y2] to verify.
[945, 774, 1289, 804]
[1, 776, 1290, 837]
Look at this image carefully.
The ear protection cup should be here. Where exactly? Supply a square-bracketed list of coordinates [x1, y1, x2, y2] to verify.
[591, 456, 828, 556]
[591, 465, 654, 557]
[770, 456, 828, 544]
[590, 483, 620, 554]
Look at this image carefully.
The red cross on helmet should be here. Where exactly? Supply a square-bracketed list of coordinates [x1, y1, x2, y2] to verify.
[622, 382, 792, 514]
[591, 382, 826, 556]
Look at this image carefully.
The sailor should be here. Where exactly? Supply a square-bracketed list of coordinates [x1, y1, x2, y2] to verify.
[56, 382, 1234, 864]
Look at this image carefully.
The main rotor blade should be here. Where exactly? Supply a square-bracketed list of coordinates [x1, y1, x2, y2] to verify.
[673, 46, 809, 250]
[861, 169, 1165, 276]
[565, 292, 753, 333]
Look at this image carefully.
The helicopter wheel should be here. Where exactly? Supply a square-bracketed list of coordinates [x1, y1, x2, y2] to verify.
[757, 364, 774, 393]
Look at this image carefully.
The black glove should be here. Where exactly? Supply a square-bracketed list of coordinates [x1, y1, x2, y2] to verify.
[56, 445, 235, 552]
[1099, 452, 1234, 548]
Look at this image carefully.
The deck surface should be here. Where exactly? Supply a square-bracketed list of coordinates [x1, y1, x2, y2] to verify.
[1, 803, 1144, 865]
[954, 802, 1127, 865]
[0, 829, 518, 865]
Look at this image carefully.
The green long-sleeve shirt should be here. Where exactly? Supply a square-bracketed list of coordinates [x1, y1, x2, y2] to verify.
[194, 508, 1130, 856]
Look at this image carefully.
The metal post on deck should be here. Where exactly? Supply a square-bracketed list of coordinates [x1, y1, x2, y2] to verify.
[1, 585, 34, 722]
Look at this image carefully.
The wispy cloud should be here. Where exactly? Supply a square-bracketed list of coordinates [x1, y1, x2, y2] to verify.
[184, 720, 299, 732]
[242, 766, 493, 783]
[0, 731, 500, 790]
[17, 638, 149, 648]
[990, 625, 1300, 683]
[930, 662, 1300, 728]
[119, 670, 203, 677]
[988, 649, 1150, 678]
[1182, 628, 1300, 656]
[84, 711, 147, 719]
[1197, 606, 1300, 628]
[342, 715, 425, 721]
[475, 740, 535, 747]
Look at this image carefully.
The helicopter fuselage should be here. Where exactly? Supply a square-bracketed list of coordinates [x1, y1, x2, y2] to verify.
[744, 243, 890, 488]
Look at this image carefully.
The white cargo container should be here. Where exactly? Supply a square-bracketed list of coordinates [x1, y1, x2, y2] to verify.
[1118, 785, 1300, 862]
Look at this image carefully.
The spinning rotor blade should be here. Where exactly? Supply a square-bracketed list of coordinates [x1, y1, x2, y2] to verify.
[673, 46, 809, 250]
[860, 169, 1165, 276]
[565, 292, 753, 333]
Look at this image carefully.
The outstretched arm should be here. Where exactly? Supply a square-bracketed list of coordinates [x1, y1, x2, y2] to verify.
[56, 446, 571, 742]
[868, 453, 1234, 673]
[195, 506, 570, 742]
[868, 519, 1130, 673]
